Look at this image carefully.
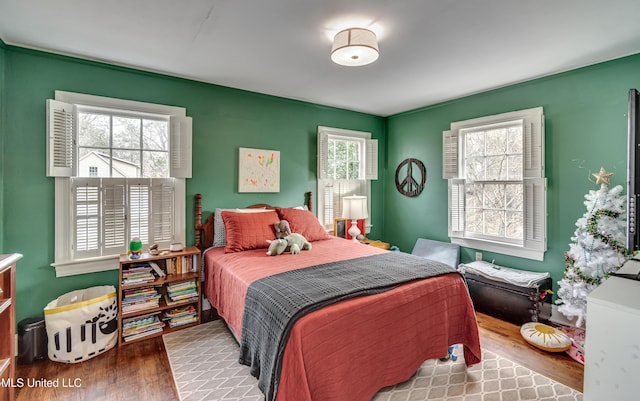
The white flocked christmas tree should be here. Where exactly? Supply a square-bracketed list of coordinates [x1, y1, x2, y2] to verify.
[556, 167, 632, 327]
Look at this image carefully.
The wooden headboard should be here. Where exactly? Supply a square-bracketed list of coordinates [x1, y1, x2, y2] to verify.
[194, 191, 313, 251]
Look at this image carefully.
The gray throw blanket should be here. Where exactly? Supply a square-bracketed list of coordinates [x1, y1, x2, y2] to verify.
[238, 251, 457, 401]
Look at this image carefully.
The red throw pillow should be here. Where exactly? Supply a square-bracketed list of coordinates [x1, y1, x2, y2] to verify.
[276, 208, 331, 242]
[222, 210, 279, 253]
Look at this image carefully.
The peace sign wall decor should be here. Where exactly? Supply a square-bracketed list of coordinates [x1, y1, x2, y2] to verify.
[395, 158, 426, 197]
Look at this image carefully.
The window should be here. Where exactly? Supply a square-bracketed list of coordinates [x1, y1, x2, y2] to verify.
[317, 126, 377, 231]
[443, 107, 546, 260]
[77, 110, 169, 178]
[47, 91, 192, 276]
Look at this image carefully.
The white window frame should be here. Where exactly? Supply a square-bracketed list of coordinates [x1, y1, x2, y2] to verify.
[47, 91, 192, 277]
[443, 107, 547, 260]
[317, 126, 378, 232]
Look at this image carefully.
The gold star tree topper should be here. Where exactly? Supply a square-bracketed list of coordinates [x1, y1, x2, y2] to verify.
[592, 167, 614, 185]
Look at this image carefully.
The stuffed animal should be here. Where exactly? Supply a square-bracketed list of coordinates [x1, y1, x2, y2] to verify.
[266, 233, 312, 256]
[285, 233, 312, 254]
[274, 220, 292, 239]
[266, 239, 288, 256]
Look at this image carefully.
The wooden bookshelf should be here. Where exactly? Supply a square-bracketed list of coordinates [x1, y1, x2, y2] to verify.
[1, 254, 21, 401]
[117, 246, 201, 346]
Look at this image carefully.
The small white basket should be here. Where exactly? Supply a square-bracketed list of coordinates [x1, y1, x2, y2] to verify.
[44, 285, 118, 363]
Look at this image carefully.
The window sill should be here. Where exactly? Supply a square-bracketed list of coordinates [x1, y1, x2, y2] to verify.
[52, 256, 119, 277]
[450, 237, 545, 261]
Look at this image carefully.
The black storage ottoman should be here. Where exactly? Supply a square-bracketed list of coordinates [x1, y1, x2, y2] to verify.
[464, 272, 552, 325]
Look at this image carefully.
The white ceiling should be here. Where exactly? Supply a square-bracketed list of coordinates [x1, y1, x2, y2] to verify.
[1, 0, 640, 116]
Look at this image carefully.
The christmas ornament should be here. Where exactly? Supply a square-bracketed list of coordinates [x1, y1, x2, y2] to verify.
[592, 166, 614, 185]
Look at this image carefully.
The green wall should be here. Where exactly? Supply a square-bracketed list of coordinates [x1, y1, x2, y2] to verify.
[1, 46, 385, 323]
[0, 40, 6, 251]
[2, 39, 640, 322]
[385, 54, 640, 290]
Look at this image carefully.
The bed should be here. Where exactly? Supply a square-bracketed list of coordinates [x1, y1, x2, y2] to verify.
[195, 192, 481, 401]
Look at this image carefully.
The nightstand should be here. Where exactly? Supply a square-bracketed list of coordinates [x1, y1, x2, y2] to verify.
[359, 238, 391, 250]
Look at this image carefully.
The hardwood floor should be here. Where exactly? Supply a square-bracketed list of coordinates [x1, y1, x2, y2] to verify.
[15, 312, 583, 400]
[15, 339, 178, 401]
[476, 313, 584, 392]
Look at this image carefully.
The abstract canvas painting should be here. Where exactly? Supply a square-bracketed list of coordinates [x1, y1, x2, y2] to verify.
[238, 147, 280, 192]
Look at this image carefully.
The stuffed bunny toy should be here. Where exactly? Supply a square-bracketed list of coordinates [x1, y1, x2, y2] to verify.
[274, 220, 292, 239]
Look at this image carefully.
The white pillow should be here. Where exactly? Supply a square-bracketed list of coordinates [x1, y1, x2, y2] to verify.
[212, 207, 268, 248]
[520, 322, 572, 352]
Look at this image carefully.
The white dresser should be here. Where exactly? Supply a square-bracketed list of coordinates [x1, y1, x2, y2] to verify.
[584, 262, 640, 401]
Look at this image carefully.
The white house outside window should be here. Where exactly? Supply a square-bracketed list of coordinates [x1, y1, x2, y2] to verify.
[443, 107, 546, 260]
[317, 126, 377, 231]
[47, 91, 192, 277]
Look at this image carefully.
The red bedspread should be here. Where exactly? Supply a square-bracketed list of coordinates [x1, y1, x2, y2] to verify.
[204, 237, 481, 401]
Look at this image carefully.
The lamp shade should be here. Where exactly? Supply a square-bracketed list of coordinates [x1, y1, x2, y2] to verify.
[342, 195, 369, 220]
[331, 28, 379, 67]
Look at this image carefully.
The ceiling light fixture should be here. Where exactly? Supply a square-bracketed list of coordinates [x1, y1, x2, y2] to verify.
[331, 28, 379, 67]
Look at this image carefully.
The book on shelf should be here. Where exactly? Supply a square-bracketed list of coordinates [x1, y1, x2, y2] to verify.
[163, 293, 198, 306]
[167, 281, 196, 291]
[163, 305, 197, 328]
[167, 316, 197, 328]
[122, 314, 165, 342]
[148, 261, 166, 277]
[164, 254, 198, 275]
[122, 264, 155, 285]
[169, 290, 197, 299]
[123, 326, 164, 341]
[167, 279, 196, 289]
[166, 279, 198, 303]
[163, 305, 196, 318]
[122, 286, 161, 313]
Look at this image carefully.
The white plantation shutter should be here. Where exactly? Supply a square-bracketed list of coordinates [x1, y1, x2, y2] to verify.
[322, 181, 334, 226]
[523, 108, 545, 178]
[70, 178, 175, 261]
[524, 177, 547, 252]
[170, 116, 192, 178]
[128, 178, 176, 248]
[521, 109, 546, 255]
[72, 178, 130, 258]
[73, 178, 100, 258]
[102, 179, 127, 254]
[443, 127, 464, 239]
[46, 100, 76, 177]
[317, 130, 329, 179]
[448, 179, 465, 238]
[365, 139, 378, 180]
[442, 130, 459, 179]
[129, 180, 150, 245]
[150, 179, 174, 248]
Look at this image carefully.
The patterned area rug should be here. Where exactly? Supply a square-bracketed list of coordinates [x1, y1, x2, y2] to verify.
[163, 320, 583, 401]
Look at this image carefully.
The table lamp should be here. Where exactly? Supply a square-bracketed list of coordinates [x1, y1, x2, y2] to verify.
[342, 195, 368, 242]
